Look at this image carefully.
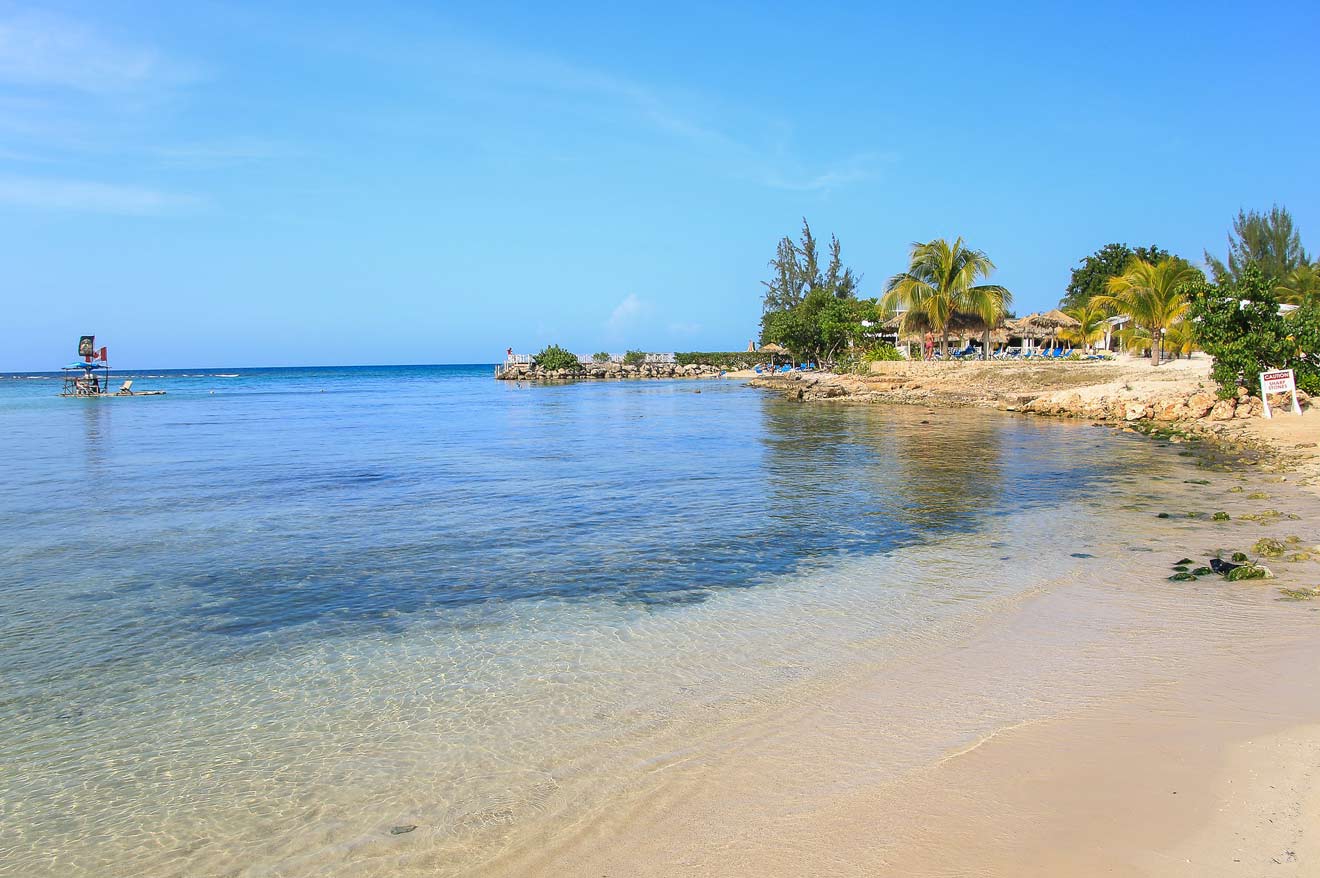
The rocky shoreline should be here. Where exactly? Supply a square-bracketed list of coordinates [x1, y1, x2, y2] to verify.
[497, 361, 725, 380]
[749, 359, 1320, 486]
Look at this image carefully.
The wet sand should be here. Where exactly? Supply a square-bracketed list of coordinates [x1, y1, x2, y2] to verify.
[479, 470, 1320, 877]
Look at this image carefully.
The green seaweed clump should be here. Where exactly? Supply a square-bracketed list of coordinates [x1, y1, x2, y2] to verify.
[1231, 551, 1249, 562]
[1253, 538, 1286, 558]
[1247, 492, 1270, 499]
[1168, 572, 1197, 581]
[1212, 512, 1231, 521]
[1278, 588, 1320, 601]
[1228, 486, 1244, 493]
[1184, 479, 1210, 486]
[1191, 566, 1214, 576]
[1173, 558, 1195, 566]
[1226, 564, 1269, 581]
[1287, 552, 1313, 562]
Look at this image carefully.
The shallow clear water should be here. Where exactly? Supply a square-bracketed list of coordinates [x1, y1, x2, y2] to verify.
[0, 365, 1276, 876]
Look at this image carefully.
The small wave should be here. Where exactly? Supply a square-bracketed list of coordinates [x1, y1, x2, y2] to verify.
[213, 374, 240, 378]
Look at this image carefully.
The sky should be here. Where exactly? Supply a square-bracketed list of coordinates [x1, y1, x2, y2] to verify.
[2, 0, 1318, 369]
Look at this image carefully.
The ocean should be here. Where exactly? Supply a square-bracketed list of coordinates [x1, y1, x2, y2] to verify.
[0, 364, 1276, 876]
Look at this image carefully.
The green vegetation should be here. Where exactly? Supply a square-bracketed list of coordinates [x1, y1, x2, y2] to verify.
[760, 218, 860, 315]
[761, 290, 875, 365]
[879, 237, 1010, 360]
[1205, 205, 1313, 285]
[623, 350, 646, 366]
[591, 352, 610, 363]
[1062, 243, 1172, 311]
[758, 220, 878, 364]
[1059, 301, 1108, 353]
[532, 344, 580, 371]
[1187, 265, 1320, 397]
[674, 352, 774, 368]
[1093, 258, 1202, 366]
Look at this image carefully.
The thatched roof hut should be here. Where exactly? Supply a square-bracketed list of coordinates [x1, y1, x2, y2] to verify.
[880, 310, 998, 342]
[1019, 309, 1080, 332]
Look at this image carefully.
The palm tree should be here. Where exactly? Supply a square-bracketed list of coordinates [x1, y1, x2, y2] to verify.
[1060, 301, 1109, 354]
[1274, 263, 1320, 306]
[1094, 258, 1201, 366]
[881, 238, 1011, 359]
[1162, 320, 1197, 359]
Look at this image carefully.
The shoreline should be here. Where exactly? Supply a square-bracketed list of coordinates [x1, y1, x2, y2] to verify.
[474, 374, 1320, 877]
[750, 357, 1320, 495]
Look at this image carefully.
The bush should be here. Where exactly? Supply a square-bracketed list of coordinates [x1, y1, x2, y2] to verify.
[1188, 266, 1320, 397]
[591, 352, 610, 363]
[675, 352, 774, 369]
[623, 350, 646, 366]
[864, 344, 903, 362]
[533, 344, 580, 371]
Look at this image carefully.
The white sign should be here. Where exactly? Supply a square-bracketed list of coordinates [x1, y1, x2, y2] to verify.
[1259, 368, 1302, 418]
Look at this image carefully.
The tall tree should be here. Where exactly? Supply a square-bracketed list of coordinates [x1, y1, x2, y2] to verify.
[1205, 205, 1312, 284]
[822, 234, 859, 299]
[761, 219, 860, 314]
[762, 235, 809, 314]
[1061, 243, 1170, 310]
[1094, 258, 1202, 366]
[880, 238, 1010, 359]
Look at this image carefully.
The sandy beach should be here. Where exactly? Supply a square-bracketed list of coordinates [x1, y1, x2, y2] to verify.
[469, 359, 1320, 877]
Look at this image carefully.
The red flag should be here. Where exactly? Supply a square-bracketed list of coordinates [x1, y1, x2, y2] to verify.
[98, 346, 107, 361]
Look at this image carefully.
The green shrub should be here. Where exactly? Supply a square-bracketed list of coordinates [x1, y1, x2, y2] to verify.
[533, 344, 580, 371]
[1188, 265, 1320, 398]
[864, 344, 903, 362]
[591, 352, 610, 363]
[675, 352, 775, 369]
[623, 350, 646, 366]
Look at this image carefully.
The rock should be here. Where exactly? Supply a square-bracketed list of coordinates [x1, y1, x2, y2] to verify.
[1236, 385, 1249, 398]
[1253, 538, 1286, 557]
[1209, 399, 1237, 420]
[1226, 564, 1272, 581]
[1124, 402, 1148, 421]
[1186, 393, 1216, 418]
[391, 825, 418, 835]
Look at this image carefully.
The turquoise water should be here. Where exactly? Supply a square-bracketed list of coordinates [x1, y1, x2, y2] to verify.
[0, 365, 1200, 876]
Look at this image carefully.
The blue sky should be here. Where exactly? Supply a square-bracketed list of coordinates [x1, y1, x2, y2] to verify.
[2, 0, 1318, 369]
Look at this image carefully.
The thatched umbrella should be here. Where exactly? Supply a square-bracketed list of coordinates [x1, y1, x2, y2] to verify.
[1018, 310, 1081, 351]
[883, 310, 1004, 358]
[758, 342, 788, 366]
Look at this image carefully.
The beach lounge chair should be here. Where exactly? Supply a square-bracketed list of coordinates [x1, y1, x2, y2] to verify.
[115, 380, 133, 395]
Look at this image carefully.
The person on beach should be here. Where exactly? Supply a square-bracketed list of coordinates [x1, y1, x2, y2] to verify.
[923, 332, 934, 360]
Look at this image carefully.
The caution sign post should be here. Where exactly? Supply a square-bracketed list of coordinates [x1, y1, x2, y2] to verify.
[1259, 368, 1302, 418]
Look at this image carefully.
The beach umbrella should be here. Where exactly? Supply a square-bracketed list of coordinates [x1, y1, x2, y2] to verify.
[1019, 310, 1081, 350]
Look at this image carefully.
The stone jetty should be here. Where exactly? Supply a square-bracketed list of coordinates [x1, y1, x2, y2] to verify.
[497, 361, 726, 381]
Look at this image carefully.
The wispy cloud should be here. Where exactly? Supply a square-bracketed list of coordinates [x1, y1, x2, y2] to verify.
[759, 153, 887, 193]
[303, 14, 881, 194]
[607, 294, 653, 332]
[152, 137, 298, 166]
[0, 11, 188, 95]
[0, 176, 197, 215]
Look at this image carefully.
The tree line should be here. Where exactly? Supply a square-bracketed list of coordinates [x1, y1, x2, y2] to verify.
[757, 205, 1319, 388]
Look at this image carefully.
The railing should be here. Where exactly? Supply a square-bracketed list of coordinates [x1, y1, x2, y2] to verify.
[573, 352, 676, 364]
[497, 351, 678, 376]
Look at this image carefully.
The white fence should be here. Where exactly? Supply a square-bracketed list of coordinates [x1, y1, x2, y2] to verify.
[574, 352, 676, 365]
